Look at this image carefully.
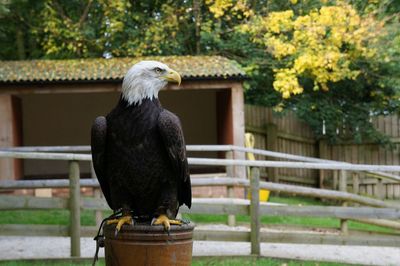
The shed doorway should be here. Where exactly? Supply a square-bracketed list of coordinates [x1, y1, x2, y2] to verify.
[19, 89, 225, 179]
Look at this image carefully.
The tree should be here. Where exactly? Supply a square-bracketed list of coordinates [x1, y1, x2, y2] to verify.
[1, 0, 399, 144]
[207, 0, 400, 144]
[0, 0, 199, 59]
[0, 0, 45, 59]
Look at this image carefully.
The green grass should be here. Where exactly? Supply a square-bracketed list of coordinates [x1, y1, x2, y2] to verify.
[183, 196, 395, 234]
[0, 261, 103, 266]
[0, 210, 102, 226]
[183, 213, 393, 233]
[0, 196, 394, 233]
[0, 257, 355, 266]
[193, 257, 353, 266]
[0, 209, 113, 226]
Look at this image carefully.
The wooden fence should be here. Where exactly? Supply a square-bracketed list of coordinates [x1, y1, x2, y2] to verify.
[1, 146, 400, 258]
[245, 105, 400, 199]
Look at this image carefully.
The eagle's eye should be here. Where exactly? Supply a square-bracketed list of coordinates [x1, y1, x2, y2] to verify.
[154, 67, 163, 74]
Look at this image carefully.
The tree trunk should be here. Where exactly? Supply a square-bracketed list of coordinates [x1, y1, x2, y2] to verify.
[16, 26, 25, 59]
[193, 0, 202, 54]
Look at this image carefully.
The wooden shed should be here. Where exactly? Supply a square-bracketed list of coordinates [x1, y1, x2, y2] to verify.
[0, 56, 246, 180]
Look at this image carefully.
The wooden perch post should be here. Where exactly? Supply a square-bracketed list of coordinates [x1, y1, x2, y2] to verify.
[339, 170, 348, 235]
[69, 160, 81, 257]
[250, 167, 260, 255]
[226, 150, 236, 226]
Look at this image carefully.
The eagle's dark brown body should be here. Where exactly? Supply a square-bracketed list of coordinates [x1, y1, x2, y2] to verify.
[91, 97, 191, 220]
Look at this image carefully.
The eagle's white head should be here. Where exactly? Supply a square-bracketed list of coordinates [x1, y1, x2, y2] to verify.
[122, 60, 181, 105]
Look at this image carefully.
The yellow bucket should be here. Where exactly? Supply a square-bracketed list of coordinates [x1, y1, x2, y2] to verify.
[245, 133, 270, 202]
[247, 188, 270, 202]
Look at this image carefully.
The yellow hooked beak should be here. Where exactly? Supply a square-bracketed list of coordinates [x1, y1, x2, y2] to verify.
[162, 69, 181, 86]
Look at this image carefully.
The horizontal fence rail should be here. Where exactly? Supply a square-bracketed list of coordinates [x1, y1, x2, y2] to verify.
[0, 151, 91, 161]
[4, 145, 400, 189]
[0, 179, 99, 189]
[1, 194, 399, 221]
[0, 145, 234, 153]
[231, 146, 400, 183]
[1, 224, 399, 247]
[2, 150, 400, 172]
[259, 181, 398, 209]
[1, 177, 398, 209]
[188, 158, 400, 172]
[1, 146, 400, 258]
[0, 146, 91, 152]
[1, 145, 399, 182]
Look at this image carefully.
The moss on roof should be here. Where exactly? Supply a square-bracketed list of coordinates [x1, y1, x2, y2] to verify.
[0, 56, 245, 83]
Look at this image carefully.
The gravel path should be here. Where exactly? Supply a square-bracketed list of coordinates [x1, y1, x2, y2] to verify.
[1, 236, 399, 265]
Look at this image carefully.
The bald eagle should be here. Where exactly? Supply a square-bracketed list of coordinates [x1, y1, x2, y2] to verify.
[91, 61, 191, 232]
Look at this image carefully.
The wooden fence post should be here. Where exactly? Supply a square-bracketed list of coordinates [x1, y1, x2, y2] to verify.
[339, 169, 348, 235]
[69, 160, 81, 257]
[266, 123, 278, 196]
[318, 140, 328, 189]
[376, 178, 385, 200]
[352, 172, 359, 195]
[90, 162, 103, 227]
[250, 167, 260, 256]
[333, 170, 338, 190]
[226, 151, 236, 227]
[352, 172, 360, 206]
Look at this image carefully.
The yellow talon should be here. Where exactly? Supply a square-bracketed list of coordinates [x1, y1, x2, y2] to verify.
[107, 215, 133, 233]
[151, 214, 182, 231]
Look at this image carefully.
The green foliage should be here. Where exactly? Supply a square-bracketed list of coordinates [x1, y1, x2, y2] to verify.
[0, 0, 44, 59]
[238, 0, 400, 144]
[0, 0, 196, 59]
[1, 0, 399, 144]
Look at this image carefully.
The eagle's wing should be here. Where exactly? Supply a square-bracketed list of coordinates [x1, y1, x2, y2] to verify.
[158, 110, 192, 208]
[91, 116, 113, 208]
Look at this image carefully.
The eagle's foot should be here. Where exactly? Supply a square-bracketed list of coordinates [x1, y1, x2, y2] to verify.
[151, 214, 182, 232]
[107, 215, 133, 235]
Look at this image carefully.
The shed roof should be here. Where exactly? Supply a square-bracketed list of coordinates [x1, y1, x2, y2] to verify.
[0, 56, 245, 84]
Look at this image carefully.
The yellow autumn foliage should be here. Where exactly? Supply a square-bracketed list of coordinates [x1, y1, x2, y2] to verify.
[206, 0, 253, 19]
[241, 3, 383, 99]
[206, 0, 234, 18]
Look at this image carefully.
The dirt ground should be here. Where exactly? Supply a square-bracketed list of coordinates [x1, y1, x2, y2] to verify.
[1, 235, 399, 265]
